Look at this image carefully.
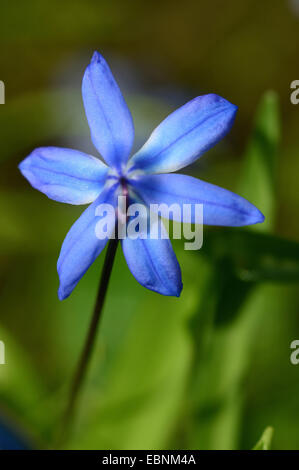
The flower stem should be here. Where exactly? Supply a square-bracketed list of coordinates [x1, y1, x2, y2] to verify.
[59, 237, 119, 444]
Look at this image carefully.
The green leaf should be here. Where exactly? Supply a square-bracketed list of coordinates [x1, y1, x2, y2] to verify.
[56, 245, 201, 450]
[0, 324, 52, 446]
[203, 228, 299, 284]
[253, 426, 274, 450]
[183, 291, 252, 448]
[238, 91, 280, 232]
[200, 228, 299, 326]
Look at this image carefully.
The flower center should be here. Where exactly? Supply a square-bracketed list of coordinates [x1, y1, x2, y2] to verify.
[119, 176, 129, 198]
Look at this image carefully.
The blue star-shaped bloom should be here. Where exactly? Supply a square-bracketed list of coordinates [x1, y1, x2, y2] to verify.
[19, 52, 264, 300]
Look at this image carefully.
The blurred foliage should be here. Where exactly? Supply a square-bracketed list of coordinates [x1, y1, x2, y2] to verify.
[238, 91, 280, 232]
[253, 426, 274, 450]
[0, 0, 299, 451]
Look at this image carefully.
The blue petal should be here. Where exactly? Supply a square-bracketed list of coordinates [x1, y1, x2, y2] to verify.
[122, 218, 182, 297]
[82, 51, 135, 171]
[130, 174, 265, 226]
[19, 147, 108, 205]
[57, 183, 118, 300]
[128, 94, 237, 174]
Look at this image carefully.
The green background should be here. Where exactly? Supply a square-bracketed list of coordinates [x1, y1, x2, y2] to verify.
[0, 0, 299, 449]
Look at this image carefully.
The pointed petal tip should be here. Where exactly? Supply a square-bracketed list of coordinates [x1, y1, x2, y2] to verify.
[143, 281, 183, 297]
[18, 148, 108, 204]
[202, 93, 238, 111]
[18, 158, 28, 174]
[130, 93, 238, 174]
[230, 103, 238, 116]
[91, 50, 103, 64]
[205, 94, 238, 124]
[82, 50, 134, 169]
[251, 209, 265, 225]
[206, 93, 237, 106]
[19, 151, 39, 174]
[158, 280, 182, 297]
[18, 157, 33, 182]
[241, 206, 265, 226]
[175, 282, 183, 297]
[57, 265, 69, 300]
[58, 285, 68, 301]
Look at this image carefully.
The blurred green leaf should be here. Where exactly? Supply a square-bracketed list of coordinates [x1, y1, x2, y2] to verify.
[0, 325, 51, 446]
[184, 280, 289, 450]
[183, 268, 258, 449]
[238, 91, 280, 232]
[179, 92, 284, 449]
[64, 247, 200, 450]
[204, 229, 299, 284]
[196, 227, 299, 326]
[208, 256, 255, 326]
[205, 229, 299, 282]
[253, 426, 274, 450]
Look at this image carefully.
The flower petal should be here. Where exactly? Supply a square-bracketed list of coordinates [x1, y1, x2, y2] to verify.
[19, 147, 108, 205]
[57, 183, 118, 300]
[128, 94, 237, 174]
[82, 51, 135, 170]
[130, 173, 265, 226]
[122, 217, 182, 296]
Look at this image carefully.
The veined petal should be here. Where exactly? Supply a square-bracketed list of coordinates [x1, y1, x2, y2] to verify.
[57, 183, 118, 300]
[82, 51, 134, 170]
[19, 147, 108, 205]
[122, 217, 182, 297]
[128, 94, 237, 174]
[130, 174, 265, 226]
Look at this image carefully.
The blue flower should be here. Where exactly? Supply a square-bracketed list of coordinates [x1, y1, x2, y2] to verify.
[19, 51, 264, 300]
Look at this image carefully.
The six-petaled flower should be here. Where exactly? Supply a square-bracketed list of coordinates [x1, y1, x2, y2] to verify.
[19, 52, 264, 300]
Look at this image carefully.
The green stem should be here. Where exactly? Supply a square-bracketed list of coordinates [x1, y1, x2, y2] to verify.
[59, 237, 119, 444]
